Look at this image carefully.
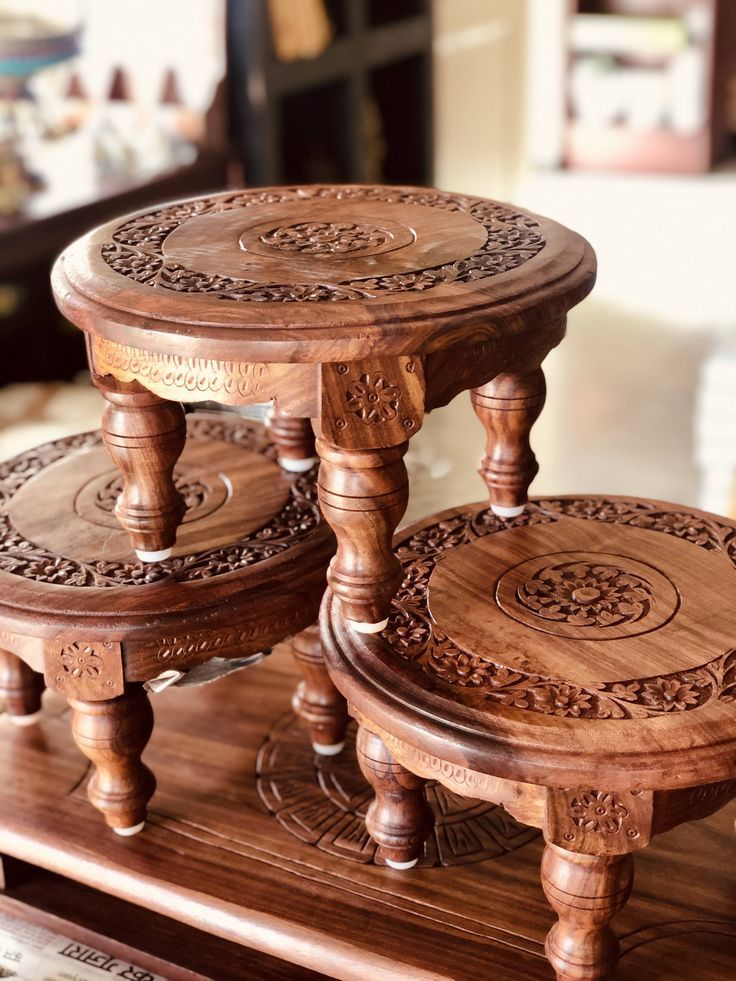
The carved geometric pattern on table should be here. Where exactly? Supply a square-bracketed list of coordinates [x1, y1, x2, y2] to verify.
[0, 415, 321, 589]
[256, 712, 538, 868]
[101, 186, 546, 303]
[384, 498, 736, 720]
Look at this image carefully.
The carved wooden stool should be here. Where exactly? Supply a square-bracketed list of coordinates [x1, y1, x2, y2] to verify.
[51, 184, 595, 635]
[0, 412, 336, 833]
[321, 496, 736, 981]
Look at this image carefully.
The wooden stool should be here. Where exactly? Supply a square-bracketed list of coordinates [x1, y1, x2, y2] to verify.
[0, 412, 337, 833]
[321, 495, 736, 981]
[51, 184, 595, 634]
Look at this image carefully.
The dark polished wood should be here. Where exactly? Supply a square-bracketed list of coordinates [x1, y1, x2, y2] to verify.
[97, 375, 187, 560]
[52, 184, 595, 629]
[290, 623, 348, 754]
[1, 857, 326, 980]
[471, 368, 546, 515]
[321, 495, 736, 980]
[0, 650, 44, 723]
[0, 653, 734, 980]
[267, 408, 317, 472]
[0, 413, 333, 831]
[70, 686, 156, 835]
[356, 725, 434, 870]
[542, 844, 634, 981]
[315, 438, 409, 628]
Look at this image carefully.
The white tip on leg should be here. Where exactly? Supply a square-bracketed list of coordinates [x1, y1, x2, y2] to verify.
[386, 857, 418, 870]
[350, 618, 389, 635]
[135, 547, 172, 563]
[113, 821, 145, 837]
[491, 503, 525, 519]
[279, 456, 318, 473]
[8, 709, 43, 727]
[313, 741, 345, 756]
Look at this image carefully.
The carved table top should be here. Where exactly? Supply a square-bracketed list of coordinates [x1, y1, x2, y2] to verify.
[0, 413, 333, 681]
[51, 184, 595, 364]
[321, 496, 736, 791]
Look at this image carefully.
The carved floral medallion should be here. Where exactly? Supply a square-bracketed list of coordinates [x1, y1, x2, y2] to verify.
[516, 560, 653, 628]
[59, 641, 104, 679]
[346, 373, 402, 424]
[100, 186, 546, 302]
[569, 791, 629, 835]
[94, 471, 210, 516]
[259, 221, 389, 257]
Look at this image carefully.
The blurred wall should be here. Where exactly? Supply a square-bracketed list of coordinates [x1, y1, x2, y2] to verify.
[432, 0, 527, 199]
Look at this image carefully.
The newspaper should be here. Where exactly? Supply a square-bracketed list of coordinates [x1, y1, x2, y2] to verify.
[0, 911, 167, 981]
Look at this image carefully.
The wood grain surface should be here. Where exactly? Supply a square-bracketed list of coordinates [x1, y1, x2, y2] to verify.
[0, 858, 326, 980]
[0, 413, 334, 678]
[52, 184, 595, 629]
[322, 496, 736, 791]
[0, 649, 733, 980]
[52, 185, 596, 363]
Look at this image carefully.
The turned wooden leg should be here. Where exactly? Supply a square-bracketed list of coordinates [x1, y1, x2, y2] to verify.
[541, 842, 634, 981]
[316, 439, 409, 632]
[267, 407, 318, 473]
[69, 685, 155, 836]
[471, 368, 546, 517]
[357, 725, 433, 869]
[0, 650, 44, 726]
[97, 377, 186, 562]
[291, 624, 349, 755]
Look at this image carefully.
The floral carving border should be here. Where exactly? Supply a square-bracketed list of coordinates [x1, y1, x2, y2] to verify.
[100, 185, 546, 303]
[0, 416, 322, 589]
[384, 499, 736, 720]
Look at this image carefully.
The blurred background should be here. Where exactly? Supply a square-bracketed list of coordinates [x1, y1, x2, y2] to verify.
[1, 0, 734, 520]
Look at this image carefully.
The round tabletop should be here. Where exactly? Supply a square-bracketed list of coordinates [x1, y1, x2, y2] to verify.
[52, 184, 596, 363]
[0, 413, 333, 680]
[322, 496, 736, 791]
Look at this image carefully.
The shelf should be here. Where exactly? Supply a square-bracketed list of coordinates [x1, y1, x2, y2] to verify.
[267, 15, 431, 95]
[566, 121, 711, 172]
[1, 647, 735, 979]
[0, 860, 321, 980]
[226, 0, 433, 186]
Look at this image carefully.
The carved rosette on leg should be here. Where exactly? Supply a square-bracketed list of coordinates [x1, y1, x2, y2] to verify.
[541, 843, 634, 981]
[291, 624, 349, 755]
[316, 440, 409, 632]
[97, 378, 186, 562]
[267, 408, 318, 473]
[69, 685, 155, 835]
[471, 368, 546, 517]
[0, 650, 44, 725]
[356, 726, 434, 869]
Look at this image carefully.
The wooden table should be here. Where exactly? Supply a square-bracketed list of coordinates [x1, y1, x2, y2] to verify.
[0, 645, 734, 980]
[51, 184, 595, 631]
